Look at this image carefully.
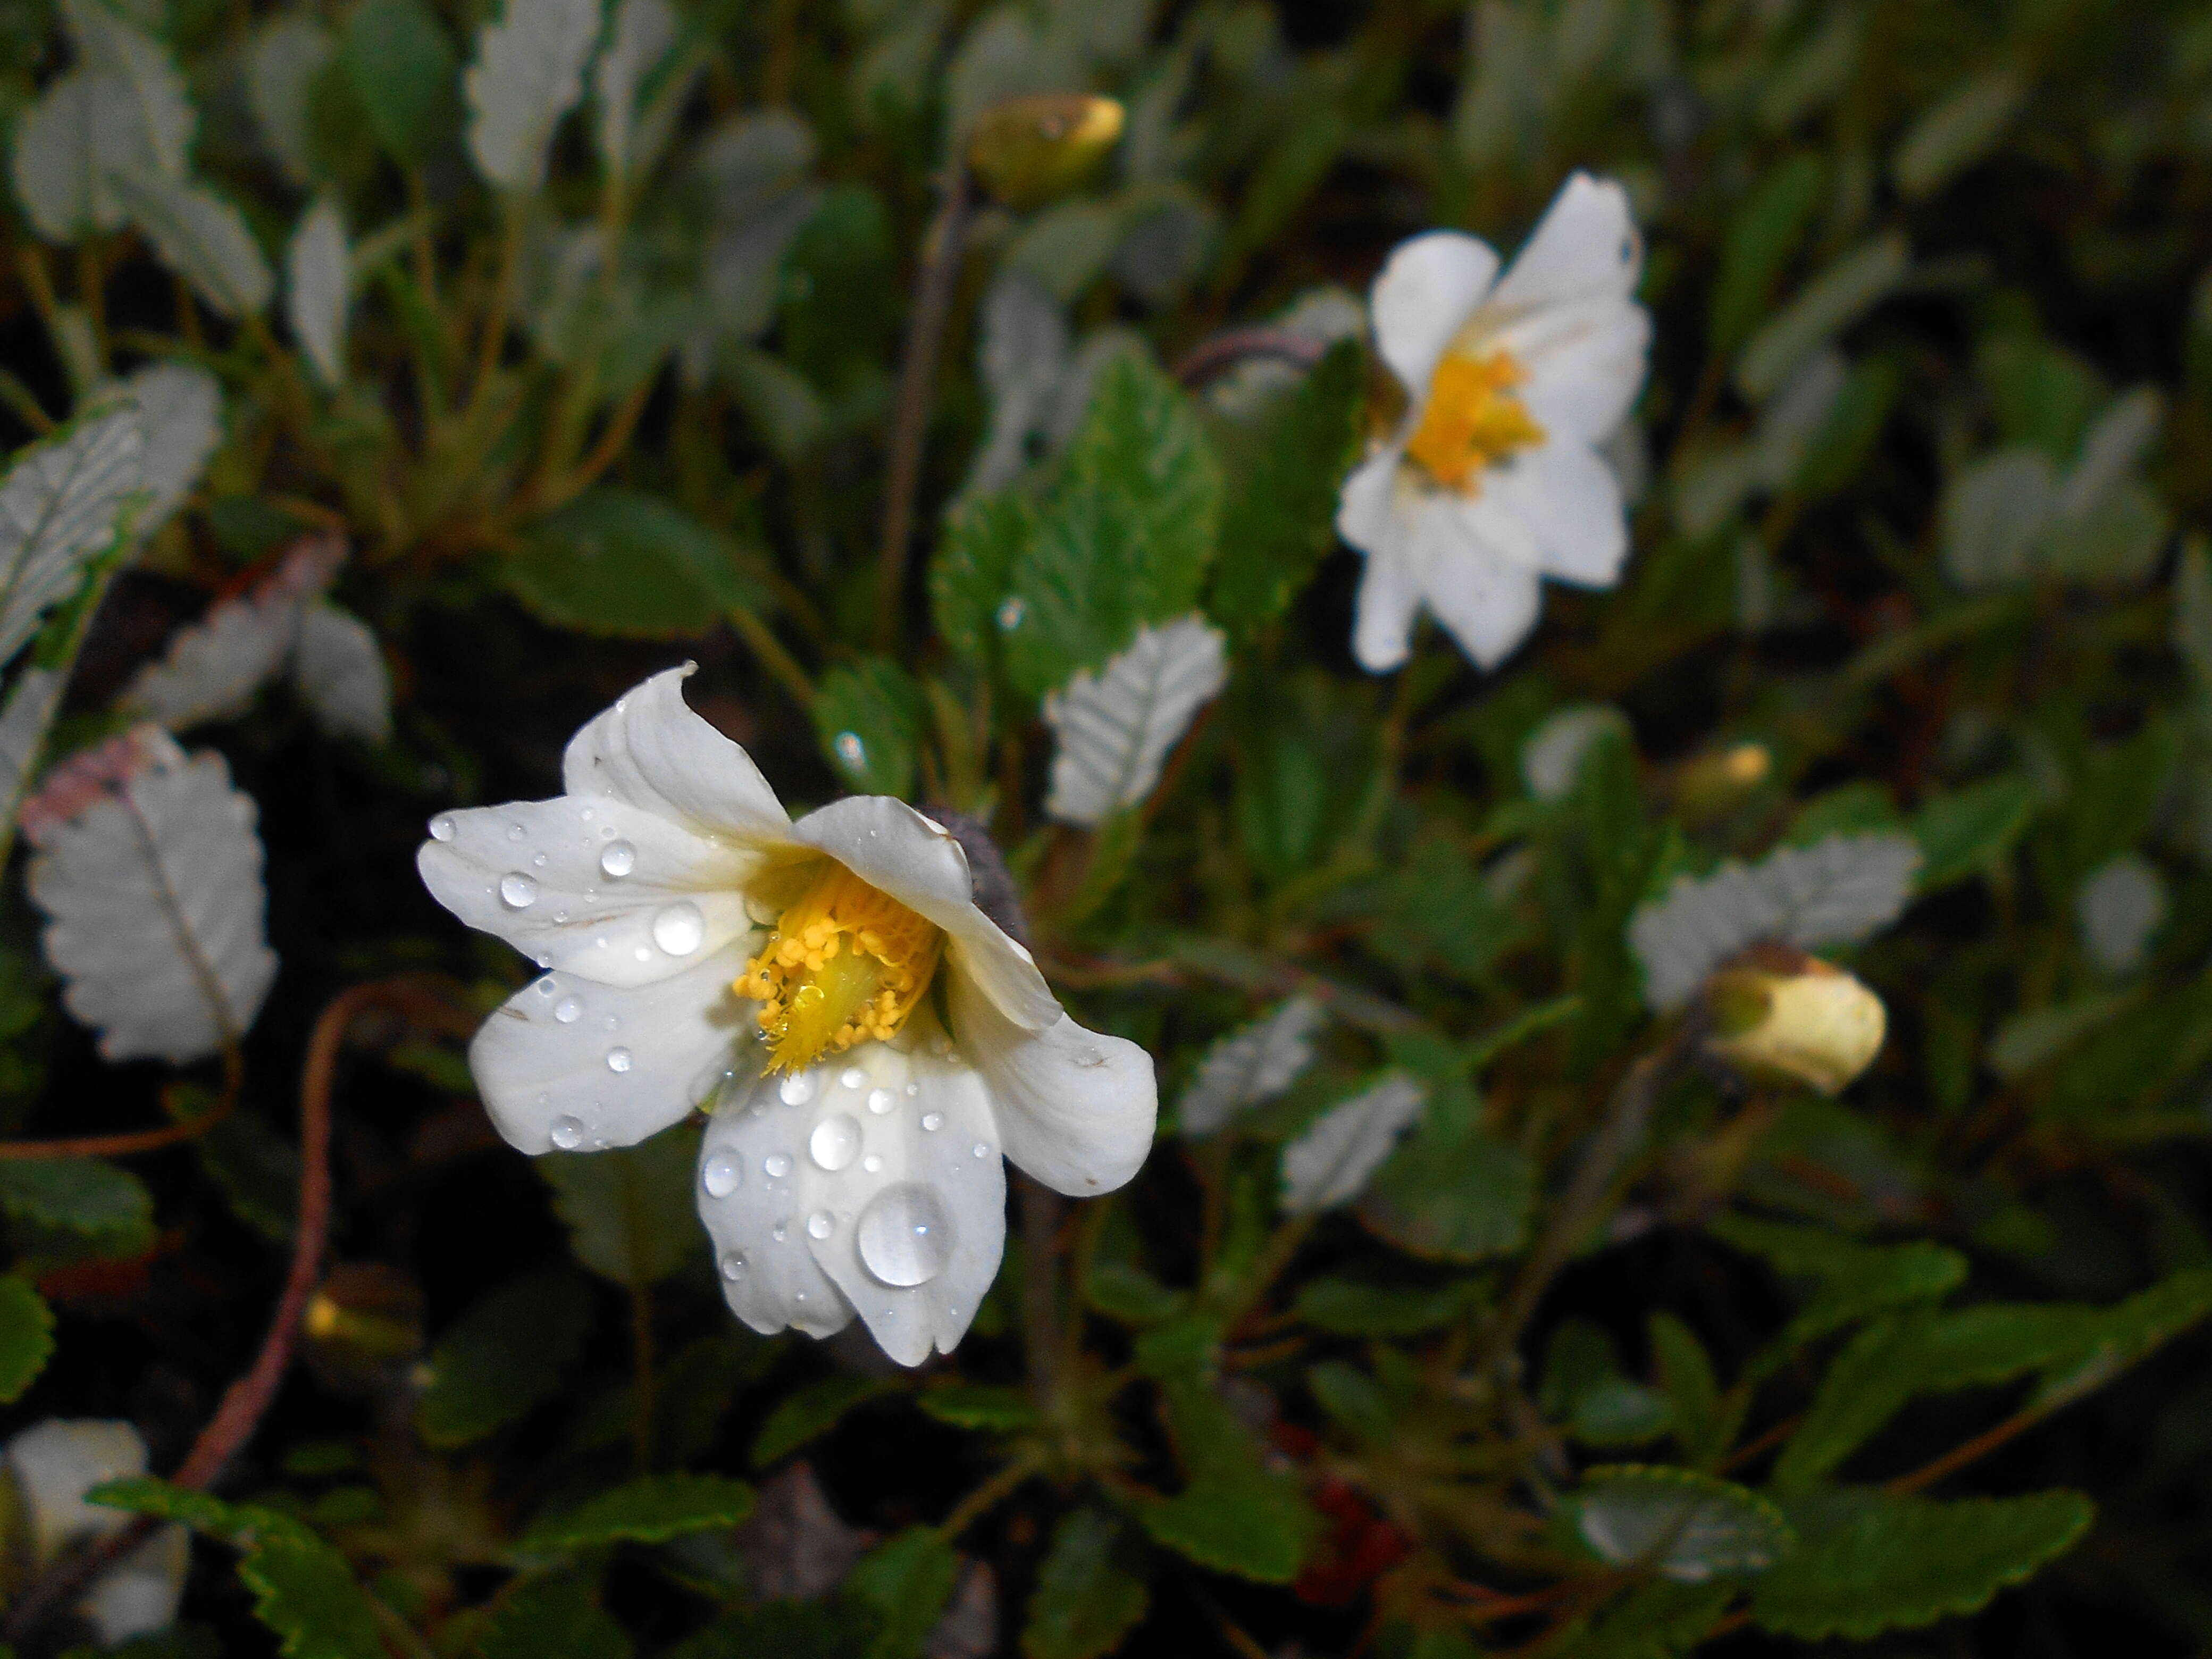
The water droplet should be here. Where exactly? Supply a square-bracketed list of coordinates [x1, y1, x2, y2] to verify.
[604, 1016, 619, 1032]
[702, 1152, 741, 1197]
[921, 1112, 943, 1132]
[905, 1083, 920, 1097]
[580, 807, 596, 822]
[834, 731, 866, 770]
[554, 996, 582, 1024]
[599, 840, 636, 878]
[1074, 1046, 1107, 1069]
[690, 1063, 733, 1107]
[506, 823, 524, 842]
[807, 1210, 834, 1239]
[780, 1072, 816, 1106]
[995, 596, 1026, 631]
[841, 1067, 866, 1090]
[809, 1113, 860, 1171]
[552, 909, 569, 923]
[634, 946, 651, 962]
[771, 1220, 789, 1243]
[867, 1088, 894, 1115]
[606, 1047, 633, 1074]
[533, 852, 547, 867]
[945, 1051, 961, 1067]
[719, 1250, 747, 1281]
[862, 1154, 884, 1173]
[549, 1115, 584, 1149]
[857, 1184, 956, 1287]
[651, 901, 705, 956]
[429, 814, 456, 841]
[764, 1152, 793, 1178]
[971, 1143, 989, 1158]
[499, 872, 539, 909]
[535, 977, 557, 996]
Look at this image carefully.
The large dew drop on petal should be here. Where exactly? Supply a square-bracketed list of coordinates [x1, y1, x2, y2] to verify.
[855, 1183, 954, 1287]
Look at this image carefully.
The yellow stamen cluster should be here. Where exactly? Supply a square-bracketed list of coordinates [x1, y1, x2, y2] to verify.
[734, 861, 945, 1073]
[1403, 348, 1545, 492]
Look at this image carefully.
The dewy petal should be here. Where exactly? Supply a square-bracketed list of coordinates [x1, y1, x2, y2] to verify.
[562, 666, 793, 844]
[1421, 497, 1544, 669]
[469, 941, 756, 1153]
[1369, 231, 1499, 398]
[949, 966, 1156, 1196]
[417, 795, 757, 988]
[1503, 298, 1652, 447]
[1484, 172, 1643, 322]
[697, 1036, 1006, 1364]
[1334, 448, 1403, 557]
[792, 794, 1061, 1031]
[1484, 439, 1629, 588]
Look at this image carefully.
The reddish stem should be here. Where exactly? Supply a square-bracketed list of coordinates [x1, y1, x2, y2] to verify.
[1171, 327, 1328, 387]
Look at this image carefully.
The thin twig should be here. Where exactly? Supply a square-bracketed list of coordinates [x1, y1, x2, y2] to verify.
[728, 607, 815, 710]
[1888, 1404, 2043, 1496]
[936, 1452, 1042, 1541]
[1471, 1021, 1700, 1382]
[0, 1055, 239, 1161]
[875, 161, 973, 649]
[1, 980, 471, 1646]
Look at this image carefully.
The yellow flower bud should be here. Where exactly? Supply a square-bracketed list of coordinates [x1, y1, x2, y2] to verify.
[1673, 742, 1772, 823]
[966, 94, 1126, 210]
[1703, 946, 1886, 1095]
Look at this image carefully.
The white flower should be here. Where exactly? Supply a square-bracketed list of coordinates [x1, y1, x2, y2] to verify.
[417, 667, 1157, 1366]
[3, 1419, 190, 1645]
[1337, 172, 1651, 672]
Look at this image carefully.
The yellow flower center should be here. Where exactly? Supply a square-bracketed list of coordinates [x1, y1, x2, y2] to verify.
[734, 861, 945, 1073]
[1402, 348, 1545, 492]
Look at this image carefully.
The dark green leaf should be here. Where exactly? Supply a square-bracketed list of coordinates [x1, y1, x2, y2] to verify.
[1911, 774, 2039, 888]
[1309, 1360, 1395, 1447]
[1206, 340, 1363, 640]
[196, 1109, 299, 1242]
[751, 1373, 901, 1468]
[1556, 1581, 1737, 1659]
[1649, 1314, 1725, 1467]
[813, 658, 926, 798]
[1751, 1488, 2092, 1639]
[521, 1475, 755, 1553]
[1137, 1378, 1320, 1581]
[1023, 1508, 1149, 1659]
[341, 0, 458, 165]
[1084, 1260, 1187, 1326]
[1358, 1108, 1533, 1263]
[0, 1158, 154, 1262]
[931, 492, 1032, 667]
[846, 1527, 959, 1659]
[916, 1384, 1036, 1431]
[0, 1276, 53, 1402]
[507, 491, 762, 639]
[1710, 154, 1824, 354]
[236, 1532, 389, 1659]
[467, 1572, 631, 1659]
[416, 1272, 594, 1447]
[1792, 357, 1896, 499]
[1295, 1277, 1463, 1336]
[1569, 1465, 1792, 1581]
[539, 1125, 703, 1285]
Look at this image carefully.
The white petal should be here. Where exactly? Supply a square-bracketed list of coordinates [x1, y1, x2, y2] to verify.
[1370, 231, 1499, 397]
[1504, 297, 1652, 446]
[697, 1038, 1007, 1364]
[950, 967, 1156, 1196]
[83, 1524, 188, 1645]
[1484, 439, 1629, 588]
[417, 796, 759, 988]
[4, 1419, 146, 1565]
[1334, 448, 1403, 556]
[1420, 499, 1544, 670]
[468, 941, 756, 1154]
[562, 666, 792, 844]
[1351, 526, 1425, 673]
[1484, 172, 1643, 321]
[791, 794, 1061, 1031]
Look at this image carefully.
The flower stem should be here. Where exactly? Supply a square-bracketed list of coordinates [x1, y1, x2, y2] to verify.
[875, 160, 972, 650]
[0, 1044, 240, 1160]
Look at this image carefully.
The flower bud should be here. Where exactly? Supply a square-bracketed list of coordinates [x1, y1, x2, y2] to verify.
[966, 94, 1125, 210]
[1702, 945, 1885, 1095]
[1673, 742, 1772, 823]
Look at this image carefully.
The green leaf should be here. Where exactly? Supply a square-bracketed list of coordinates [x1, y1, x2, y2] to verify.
[1084, 1260, 1187, 1326]
[467, 1572, 631, 1659]
[416, 1272, 594, 1447]
[1892, 69, 2027, 199]
[507, 490, 763, 639]
[236, 1531, 390, 1659]
[1792, 357, 1896, 499]
[521, 1474, 755, 1553]
[1556, 1581, 1737, 1659]
[1569, 1466, 1793, 1582]
[813, 658, 926, 798]
[1710, 1215, 1967, 1353]
[1137, 1378, 1320, 1581]
[1309, 1360, 1396, 1447]
[1737, 233, 1909, 402]
[932, 491, 1032, 667]
[1206, 340, 1363, 641]
[341, 0, 459, 165]
[1024, 1507, 1150, 1659]
[1750, 1488, 2092, 1639]
[1911, 774, 2039, 888]
[1295, 1277, 1463, 1337]
[0, 1158, 155, 1261]
[1710, 154, 1824, 355]
[0, 1277, 54, 1402]
[751, 1372, 901, 1468]
[999, 354, 1223, 700]
[1358, 1105, 1533, 1263]
[196, 1109, 299, 1242]
[539, 1124, 703, 1285]
[1649, 1315, 1725, 1467]
[916, 1384, 1036, 1431]
[846, 1527, 959, 1659]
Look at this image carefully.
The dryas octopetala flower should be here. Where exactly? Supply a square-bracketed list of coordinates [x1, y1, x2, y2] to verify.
[416, 667, 1157, 1365]
[1337, 172, 1651, 673]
